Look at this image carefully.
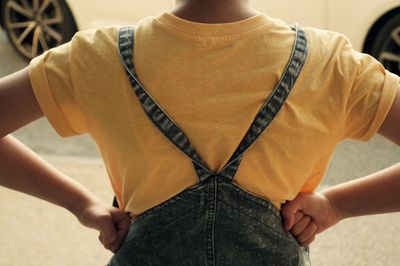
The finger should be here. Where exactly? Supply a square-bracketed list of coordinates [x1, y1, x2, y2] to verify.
[108, 210, 132, 251]
[98, 234, 111, 252]
[284, 211, 304, 232]
[299, 235, 316, 246]
[296, 221, 318, 244]
[294, 211, 304, 224]
[115, 213, 132, 231]
[109, 245, 119, 254]
[281, 208, 295, 231]
[291, 215, 311, 236]
[97, 216, 118, 249]
[110, 209, 131, 235]
[281, 197, 307, 231]
[112, 219, 131, 252]
[116, 216, 131, 239]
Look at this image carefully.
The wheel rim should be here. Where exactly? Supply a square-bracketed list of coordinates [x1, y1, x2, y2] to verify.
[4, 0, 64, 59]
[378, 25, 400, 75]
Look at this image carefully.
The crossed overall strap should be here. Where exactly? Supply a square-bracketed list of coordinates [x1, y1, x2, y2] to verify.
[117, 24, 308, 184]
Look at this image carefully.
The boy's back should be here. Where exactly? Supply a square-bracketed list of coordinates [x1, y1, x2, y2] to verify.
[29, 12, 399, 217]
[1, 0, 400, 264]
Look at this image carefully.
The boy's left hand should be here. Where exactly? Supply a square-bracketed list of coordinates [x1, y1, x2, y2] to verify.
[75, 201, 131, 253]
[281, 192, 340, 246]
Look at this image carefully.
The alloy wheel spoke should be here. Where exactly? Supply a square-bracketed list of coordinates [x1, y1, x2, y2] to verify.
[20, 0, 31, 10]
[379, 52, 400, 64]
[16, 22, 36, 45]
[7, 1, 34, 18]
[32, 26, 42, 57]
[33, 0, 40, 12]
[42, 25, 63, 44]
[43, 15, 63, 26]
[390, 27, 400, 48]
[38, 29, 49, 51]
[38, 0, 51, 15]
[8, 20, 35, 29]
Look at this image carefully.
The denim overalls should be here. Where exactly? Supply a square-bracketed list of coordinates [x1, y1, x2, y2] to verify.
[107, 23, 309, 266]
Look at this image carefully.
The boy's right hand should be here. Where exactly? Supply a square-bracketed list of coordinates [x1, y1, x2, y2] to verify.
[281, 193, 340, 245]
[74, 200, 132, 253]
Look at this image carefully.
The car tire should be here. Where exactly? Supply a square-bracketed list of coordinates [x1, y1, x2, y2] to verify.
[1, 0, 77, 60]
[370, 12, 400, 75]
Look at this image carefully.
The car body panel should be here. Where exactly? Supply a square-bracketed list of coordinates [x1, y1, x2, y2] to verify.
[327, 0, 400, 51]
[251, 0, 328, 29]
[251, 0, 400, 51]
[1, 0, 399, 53]
[65, 0, 174, 29]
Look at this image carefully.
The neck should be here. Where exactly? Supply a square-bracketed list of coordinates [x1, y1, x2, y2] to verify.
[172, 0, 260, 23]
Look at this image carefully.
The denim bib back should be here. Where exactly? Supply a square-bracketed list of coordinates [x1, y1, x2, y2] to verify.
[107, 24, 309, 266]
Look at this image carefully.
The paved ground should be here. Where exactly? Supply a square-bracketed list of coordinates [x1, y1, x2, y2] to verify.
[1, 29, 400, 265]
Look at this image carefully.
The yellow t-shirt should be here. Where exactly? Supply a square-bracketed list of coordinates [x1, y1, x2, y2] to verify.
[29, 12, 400, 216]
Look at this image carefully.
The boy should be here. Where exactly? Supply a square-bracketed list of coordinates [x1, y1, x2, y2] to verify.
[1, 0, 399, 264]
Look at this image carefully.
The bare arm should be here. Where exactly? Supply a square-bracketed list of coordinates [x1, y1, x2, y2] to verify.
[322, 87, 400, 219]
[0, 68, 130, 252]
[0, 67, 42, 137]
[282, 86, 400, 245]
[0, 67, 94, 215]
[0, 135, 102, 217]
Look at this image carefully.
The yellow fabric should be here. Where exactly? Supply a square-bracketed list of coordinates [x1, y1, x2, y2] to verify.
[29, 12, 400, 216]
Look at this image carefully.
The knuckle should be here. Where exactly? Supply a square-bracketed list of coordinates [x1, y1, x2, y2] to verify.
[291, 228, 301, 236]
[303, 215, 311, 223]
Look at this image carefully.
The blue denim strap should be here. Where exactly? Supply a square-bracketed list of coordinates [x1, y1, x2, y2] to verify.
[117, 24, 308, 182]
[218, 24, 308, 180]
[118, 28, 214, 182]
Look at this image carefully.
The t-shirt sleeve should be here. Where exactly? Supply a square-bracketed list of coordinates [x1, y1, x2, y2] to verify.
[339, 37, 400, 141]
[29, 35, 88, 137]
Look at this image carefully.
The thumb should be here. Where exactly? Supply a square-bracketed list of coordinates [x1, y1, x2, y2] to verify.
[281, 196, 305, 231]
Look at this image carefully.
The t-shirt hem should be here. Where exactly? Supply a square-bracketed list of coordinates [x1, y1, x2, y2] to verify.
[361, 70, 400, 141]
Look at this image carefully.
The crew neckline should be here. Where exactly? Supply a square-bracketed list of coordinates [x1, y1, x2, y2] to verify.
[156, 11, 272, 38]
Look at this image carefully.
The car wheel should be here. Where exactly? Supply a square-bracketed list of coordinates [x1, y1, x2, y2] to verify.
[1, 0, 77, 60]
[370, 12, 400, 75]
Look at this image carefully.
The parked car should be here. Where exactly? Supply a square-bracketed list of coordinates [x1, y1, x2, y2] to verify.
[0, 0, 399, 74]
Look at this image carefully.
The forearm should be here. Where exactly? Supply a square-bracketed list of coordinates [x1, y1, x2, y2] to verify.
[0, 135, 102, 216]
[322, 163, 400, 220]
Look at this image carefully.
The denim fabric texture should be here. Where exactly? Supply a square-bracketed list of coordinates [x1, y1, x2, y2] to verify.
[108, 24, 310, 266]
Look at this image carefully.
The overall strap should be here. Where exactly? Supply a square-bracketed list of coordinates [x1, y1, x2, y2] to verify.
[117, 24, 308, 183]
[118, 27, 214, 182]
[217, 24, 308, 180]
